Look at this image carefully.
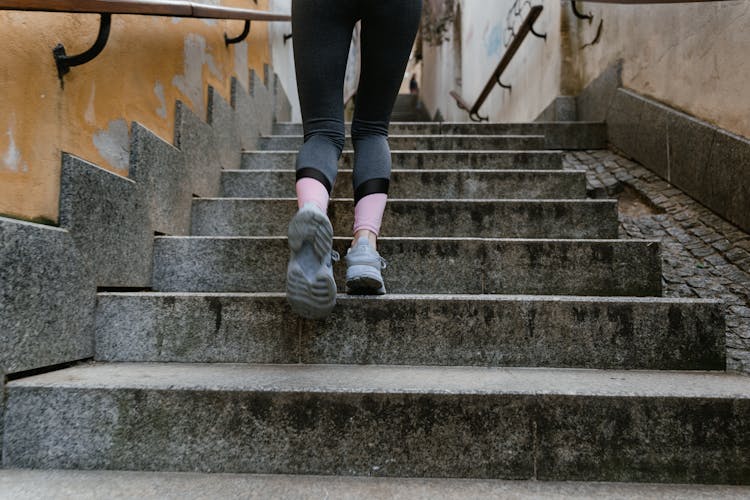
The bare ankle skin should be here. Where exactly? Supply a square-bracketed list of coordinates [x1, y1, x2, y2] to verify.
[352, 229, 378, 250]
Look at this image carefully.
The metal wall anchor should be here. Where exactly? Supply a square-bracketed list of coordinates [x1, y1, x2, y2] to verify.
[571, 1, 594, 22]
[225, 20, 251, 46]
[53, 13, 112, 82]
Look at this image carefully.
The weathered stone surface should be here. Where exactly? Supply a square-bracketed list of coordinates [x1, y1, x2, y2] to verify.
[174, 100, 221, 198]
[207, 86, 242, 170]
[259, 135, 547, 151]
[95, 293, 725, 370]
[221, 169, 587, 199]
[3, 470, 750, 500]
[129, 122, 191, 236]
[536, 96, 578, 122]
[3, 364, 535, 478]
[273, 122, 607, 150]
[241, 151, 564, 170]
[706, 129, 750, 234]
[565, 148, 750, 373]
[95, 293, 299, 364]
[607, 89, 644, 159]
[577, 60, 623, 123]
[190, 198, 619, 239]
[249, 69, 274, 137]
[5, 364, 750, 482]
[0, 217, 95, 374]
[58, 154, 152, 287]
[231, 77, 260, 152]
[667, 110, 715, 200]
[273, 72, 292, 123]
[152, 237, 661, 296]
[633, 98, 669, 179]
[536, 395, 750, 484]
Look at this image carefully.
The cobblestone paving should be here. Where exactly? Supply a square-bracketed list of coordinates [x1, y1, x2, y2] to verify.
[564, 150, 750, 374]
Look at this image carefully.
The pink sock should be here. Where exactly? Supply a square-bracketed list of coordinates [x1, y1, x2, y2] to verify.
[296, 178, 329, 212]
[353, 193, 388, 236]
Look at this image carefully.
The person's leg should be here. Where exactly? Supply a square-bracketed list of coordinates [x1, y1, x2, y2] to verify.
[345, 0, 422, 295]
[350, 0, 423, 248]
[287, 0, 358, 318]
[292, 0, 358, 209]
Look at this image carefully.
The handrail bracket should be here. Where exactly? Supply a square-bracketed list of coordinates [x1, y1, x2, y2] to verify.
[53, 13, 112, 82]
[571, 1, 594, 22]
[530, 25, 546, 40]
[225, 20, 251, 46]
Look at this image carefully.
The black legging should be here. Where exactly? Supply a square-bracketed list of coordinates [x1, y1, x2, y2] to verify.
[291, 0, 423, 204]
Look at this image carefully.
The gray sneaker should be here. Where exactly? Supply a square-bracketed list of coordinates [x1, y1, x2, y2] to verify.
[286, 202, 339, 319]
[345, 237, 387, 295]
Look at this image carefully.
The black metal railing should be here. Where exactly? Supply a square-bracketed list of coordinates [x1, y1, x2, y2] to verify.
[449, 5, 544, 122]
[0, 0, 291, 81]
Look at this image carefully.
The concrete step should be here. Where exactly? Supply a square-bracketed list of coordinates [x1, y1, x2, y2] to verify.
[272, 121, 608, 149]
[5, 363, 750, 482]
[3, 470, 750, 500]
[241, 151, 563, 170]
[190, 199, 619, 239]
[258, 135, 546, 151]
[95, 292, 725, 370]
[220, 169, 588, 199]
[152, 237, 661, 295]
[0, 469, 750, 500]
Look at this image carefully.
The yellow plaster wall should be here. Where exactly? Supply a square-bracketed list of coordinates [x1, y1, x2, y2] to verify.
[0, 0, 272, 223]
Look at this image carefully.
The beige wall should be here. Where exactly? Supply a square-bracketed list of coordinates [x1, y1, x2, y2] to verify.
[0, 0, 274, 224]
[421, 0, 559, 123]
[564, 0, 750, 138]
[420, 0, 749, 139]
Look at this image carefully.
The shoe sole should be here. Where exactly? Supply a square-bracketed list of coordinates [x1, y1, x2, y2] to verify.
[286, 207, 336, 319]
[346, 265, 386, 295]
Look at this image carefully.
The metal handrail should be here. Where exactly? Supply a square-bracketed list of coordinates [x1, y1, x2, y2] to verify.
[449, 5, 544, 122]
[0, 0, 291, 81]
[0, 1, 290, 21]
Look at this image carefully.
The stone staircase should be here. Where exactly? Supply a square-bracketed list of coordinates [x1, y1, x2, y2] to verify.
[4, 121, 750, 493]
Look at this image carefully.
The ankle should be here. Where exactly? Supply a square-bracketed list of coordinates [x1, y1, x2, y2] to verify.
[353, 229, 377, 250]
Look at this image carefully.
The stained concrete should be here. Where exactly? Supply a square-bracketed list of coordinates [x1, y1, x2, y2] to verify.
[129, 122, 191, 236]
[151, 237, 661, 296]
[2, 470, 750, 500]
[207, 86, 242, 171]
[576, 61, 623, 123]
[590, 85, 750, 234]
[230, 77, 260, 152]
[258, 135, 547, 151]
[95, 293, 725, 370]
[190, 198, 619, 239]
[4, 471, 750, 500]
[58, 154, 152, 287]
[174, 100, 221, 198]
[249, 69, 274, 137]
[221, 169, 587, 199]
[241, 151, 564, 170]
[273, 72, 292, 123]
[4, 363, 750, 481]
[0, 217, 95, 374]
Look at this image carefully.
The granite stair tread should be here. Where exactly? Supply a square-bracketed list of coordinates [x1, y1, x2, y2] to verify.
[241, 150, 564, 170]
[94, 292, 725, 370]
[151, 236, 662, 295]
[259, 135, 548, 151]
[271, 121, 608, 149]
[190, 198, 619, 238]
[2, 469, 749, 500]
[220, 168, 588, 199]
[8, 362, 750, 398]
[5, 364, 749, 481]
